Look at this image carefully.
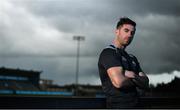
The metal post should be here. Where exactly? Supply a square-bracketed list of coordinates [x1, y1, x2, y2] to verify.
[73, 36, 85, 96]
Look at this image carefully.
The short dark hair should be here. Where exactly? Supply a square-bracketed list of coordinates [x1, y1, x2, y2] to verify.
[116, 17, 136, 29]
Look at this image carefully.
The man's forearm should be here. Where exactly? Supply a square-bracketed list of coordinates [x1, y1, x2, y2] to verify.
[120, 77, 136, 89]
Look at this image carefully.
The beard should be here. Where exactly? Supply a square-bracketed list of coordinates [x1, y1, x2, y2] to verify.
[124, 38, 133, 46]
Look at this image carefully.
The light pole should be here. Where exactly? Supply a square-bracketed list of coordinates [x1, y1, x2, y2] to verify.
[73, 36, 85, 96]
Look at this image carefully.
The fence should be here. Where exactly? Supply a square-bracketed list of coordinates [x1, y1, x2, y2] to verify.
[0, 95, 180, 109]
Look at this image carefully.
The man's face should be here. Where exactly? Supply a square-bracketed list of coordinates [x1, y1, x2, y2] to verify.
[115, 24, 136, 46]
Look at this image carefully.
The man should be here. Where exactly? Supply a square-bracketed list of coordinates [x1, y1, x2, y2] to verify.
[98, 17, 149, 108]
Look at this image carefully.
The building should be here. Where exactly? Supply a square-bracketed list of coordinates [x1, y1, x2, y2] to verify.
[0, 67, 73, 96]
[0, 67, 41, 92]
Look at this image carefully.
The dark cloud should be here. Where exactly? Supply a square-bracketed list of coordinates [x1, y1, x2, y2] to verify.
[106, 0, 180, 16]
[132, 15, 180, 73]
[1, 0, 180, 85]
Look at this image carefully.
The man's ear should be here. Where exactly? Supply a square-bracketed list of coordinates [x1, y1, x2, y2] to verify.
[115, 29, 119, 35]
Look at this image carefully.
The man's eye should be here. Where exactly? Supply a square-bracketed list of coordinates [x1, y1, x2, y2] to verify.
[124, 29, 129, 32]
[131, 31, 135, 35]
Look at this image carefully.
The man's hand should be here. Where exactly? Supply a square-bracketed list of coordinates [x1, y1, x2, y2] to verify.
[125, 70, 149, 89]
[125, 70, 138, 78]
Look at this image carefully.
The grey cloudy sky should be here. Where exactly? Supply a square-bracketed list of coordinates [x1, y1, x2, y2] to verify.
[0, 0, 180, 85]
